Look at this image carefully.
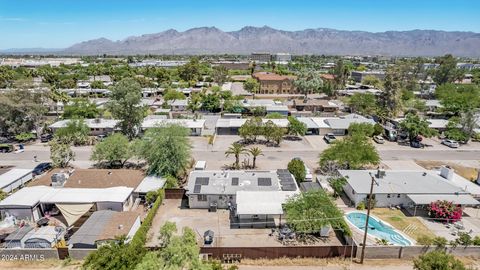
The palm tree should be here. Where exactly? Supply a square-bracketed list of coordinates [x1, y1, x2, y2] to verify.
[248, 147, 263, 169]
[49, 86, 70, 116]
[225, 143, 248, 169]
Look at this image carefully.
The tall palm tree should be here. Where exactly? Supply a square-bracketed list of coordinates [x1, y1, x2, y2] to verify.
[248, 147, 263, 169]
[225, 143, 248, 169]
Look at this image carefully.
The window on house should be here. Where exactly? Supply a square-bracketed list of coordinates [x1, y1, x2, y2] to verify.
[198, 195, 207, 201]
[252, 215, 259, 220]
[397, 194, 401, 198]
[387, 194, 391, 198]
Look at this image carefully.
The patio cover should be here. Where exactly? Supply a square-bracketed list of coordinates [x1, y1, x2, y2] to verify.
[236, 191, 297, 215]
[407, 194, 480, 206]
[55, 203, 93, 226]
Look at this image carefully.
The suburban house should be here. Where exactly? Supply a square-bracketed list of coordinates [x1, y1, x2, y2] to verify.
[49, 118, 119, 136]
[185, 170, 299, 227]
[31, 169, 164, 200]
[338, 168, 479, 215]
[0, 186, 134, 225]
[169, 99, 188, 111]
[252, 72, 297, 95]
[0, 168, 33, 193]
[309, 114, 376, 136]
[292, 99, 340, 113]
[69, 210, 141, 249]
[141, 116, 205, 136]
[215, 118, 289, 135]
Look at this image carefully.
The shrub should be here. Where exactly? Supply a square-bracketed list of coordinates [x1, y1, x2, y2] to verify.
[455, 232, 472, 247]
[15, 132, 35, 142]
[432, 236, 448, 248]
[413, 251, 466, 270]
[373, 123, 384, 136]
[473, 236, 480, 246]
[416, 235, 433, 246]
[427, 200, 462, 223]
[287, 159, 306, 183]
[356, 201, 366, 210]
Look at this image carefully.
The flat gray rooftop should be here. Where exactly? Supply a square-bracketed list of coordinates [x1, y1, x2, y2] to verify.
[339, 170, 469, 195]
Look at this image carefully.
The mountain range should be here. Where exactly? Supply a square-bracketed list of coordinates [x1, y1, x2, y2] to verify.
[5, 26, 480, 56]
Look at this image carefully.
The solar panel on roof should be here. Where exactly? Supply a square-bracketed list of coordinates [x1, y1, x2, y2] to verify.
[232, 177, 239, 186]
[258, 177, 272, 186]
[195, 177, 209, 185]
[193, 185, 202, 193]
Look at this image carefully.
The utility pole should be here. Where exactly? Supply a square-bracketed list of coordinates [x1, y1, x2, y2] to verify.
[360, 172, 377, 264]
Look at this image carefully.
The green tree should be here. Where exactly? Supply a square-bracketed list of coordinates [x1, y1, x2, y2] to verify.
[373, 123, 384, 136]
[348, 123, 374, 137]
[271, 126, 286, 146]
[248, 147, 263, 169]
[287, 116, 307, 137]
[329, 177, 347, 198]
[163, 89, 186, 102]
[90, 80, 106, 89]
[138, 124, 192, 178]
[319, 133, 380, 170]
[347, 93, 378, 115]
[178, 57, 201, 83]
[413, 251, 466, 270]
[361, 75, 382, 88]
[187, 93, 202, 114]
[265, 112, 286, 119]
[108, 78, 146, 140]
[200, 93, 221, 112]
[380, 66, 404, 117]
[49, 87, 70, 116]
[284, 190, 351, 236]
[91, 133, 133, 167]
[212, 65, 228, 86]
[399, 113, 437, 142]
[83, 236, 142, 270]
[225, 143, 248, 169]
[0, 88, 46, 138]
[49, 140, 75, 168]
[433, 54, 464, 85]
[63, 98, 100, 119]
[55, 119, 90, 146]
[293, 70, 324, 98]
[288, 159, 306, 183]
[243, 78, 259, 96]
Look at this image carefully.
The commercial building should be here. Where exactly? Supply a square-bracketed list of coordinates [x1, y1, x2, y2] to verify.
[250, 52, 272, 63]
[351, 71, 386, 83]
[252, 72, 297, 95]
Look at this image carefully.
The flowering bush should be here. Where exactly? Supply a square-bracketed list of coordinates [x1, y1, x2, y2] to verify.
[427, 200, 462, 223]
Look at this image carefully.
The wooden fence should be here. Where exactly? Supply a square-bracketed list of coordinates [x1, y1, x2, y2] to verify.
[200, 245, 356, 261]
[164, 188, 186, 199]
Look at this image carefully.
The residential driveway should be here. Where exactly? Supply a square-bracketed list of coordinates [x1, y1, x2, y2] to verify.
[381, 161, 425, 170]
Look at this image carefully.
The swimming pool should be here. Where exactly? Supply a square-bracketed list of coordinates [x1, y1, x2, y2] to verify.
[345, 211, 412, 246]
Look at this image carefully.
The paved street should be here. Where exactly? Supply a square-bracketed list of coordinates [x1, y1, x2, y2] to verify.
[1, 136, 480, 170]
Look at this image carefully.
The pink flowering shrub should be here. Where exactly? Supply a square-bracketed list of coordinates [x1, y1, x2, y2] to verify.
[427, 200, 462, 223]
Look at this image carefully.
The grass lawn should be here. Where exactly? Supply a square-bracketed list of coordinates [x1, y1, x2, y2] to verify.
[371, 208, 436, 241]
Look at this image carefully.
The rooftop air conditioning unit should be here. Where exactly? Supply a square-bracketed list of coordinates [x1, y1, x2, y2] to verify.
[51, 173, 67, 188]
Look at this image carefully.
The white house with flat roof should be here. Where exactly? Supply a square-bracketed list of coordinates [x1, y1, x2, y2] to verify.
[49, 118, 119, 136]
[186, 169, 299, 228]
[0, 169, 32, 193]
[141, 117, 205, 136]
[338, 169, 479, 214]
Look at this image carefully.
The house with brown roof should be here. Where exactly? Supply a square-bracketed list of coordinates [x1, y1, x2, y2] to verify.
[252, 72, 297, 95]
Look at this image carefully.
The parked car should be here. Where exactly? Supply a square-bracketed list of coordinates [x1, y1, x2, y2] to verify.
[410, 140, 424, 148]
[442, 139, 460, 148]
[373, 135, 385, 144]
[323, 133, 336, 144]
[40, 133, 53, 143]
[0, 144, 14, 153]
[32, 162, 52, 176]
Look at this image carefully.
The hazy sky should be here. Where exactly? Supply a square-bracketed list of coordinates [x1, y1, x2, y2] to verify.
[0, 0, 479, 49]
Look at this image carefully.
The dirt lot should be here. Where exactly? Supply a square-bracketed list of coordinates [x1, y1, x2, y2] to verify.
[416, 160, 479, 180]
[146, 199, 343, 248]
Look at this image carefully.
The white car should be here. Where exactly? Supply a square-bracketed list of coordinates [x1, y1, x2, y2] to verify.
[323, 133, 336, 144]
[373, 135, 385, 144]
[442, 139, 460, 148]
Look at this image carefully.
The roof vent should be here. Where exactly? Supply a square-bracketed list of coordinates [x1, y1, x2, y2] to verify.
[422, 172, 427, 176]
[118, 224, 123, 230]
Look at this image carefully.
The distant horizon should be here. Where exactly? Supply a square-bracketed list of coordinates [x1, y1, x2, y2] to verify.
[2, 25, 480, 52]
[1, 0, 479, 50]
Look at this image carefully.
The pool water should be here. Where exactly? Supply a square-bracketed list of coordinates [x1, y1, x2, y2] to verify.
[346, 212, 412, 246]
